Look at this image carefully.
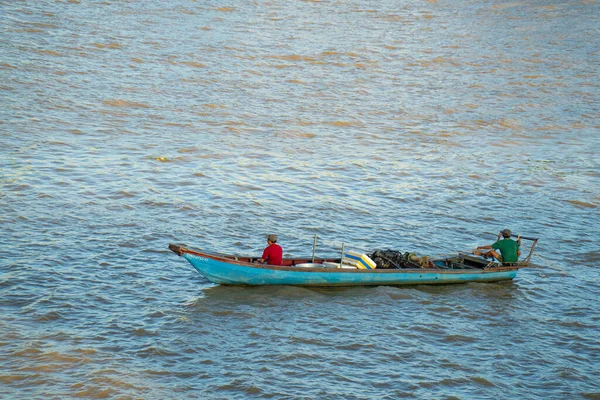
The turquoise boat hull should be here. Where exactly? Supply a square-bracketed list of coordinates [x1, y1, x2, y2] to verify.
[172, 246, 520, 287]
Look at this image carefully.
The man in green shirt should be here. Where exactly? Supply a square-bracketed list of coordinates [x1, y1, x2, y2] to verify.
[475, 229, 521, 264]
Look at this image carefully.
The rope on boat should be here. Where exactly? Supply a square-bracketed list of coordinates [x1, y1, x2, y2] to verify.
[530, 254, 569, 275]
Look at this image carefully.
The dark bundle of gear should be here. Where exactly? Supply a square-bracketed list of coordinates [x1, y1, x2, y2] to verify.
[369, 250, 420, 269]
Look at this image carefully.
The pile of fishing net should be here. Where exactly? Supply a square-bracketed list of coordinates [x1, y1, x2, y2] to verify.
[369, 250, 434, 269]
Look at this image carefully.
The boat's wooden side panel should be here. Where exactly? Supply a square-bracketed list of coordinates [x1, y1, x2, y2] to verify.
[169, 244, 334, 267]
[182, 252, 518, 286]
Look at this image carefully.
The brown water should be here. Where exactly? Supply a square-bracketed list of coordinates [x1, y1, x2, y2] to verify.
[1, 1, 599, 399]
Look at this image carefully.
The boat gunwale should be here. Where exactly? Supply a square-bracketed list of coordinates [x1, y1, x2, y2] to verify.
[169, 244, 525, 274]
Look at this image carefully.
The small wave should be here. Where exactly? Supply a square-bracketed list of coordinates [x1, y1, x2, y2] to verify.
[146, 310, 166, 318]
[470, 376, 496, 387]
[203, 103, 227, 109]
[17, 363, 68, 372]
[36, 311, 63, 321]
[103, 99, 149, 108]
[12, 348, 43, 357]
[233, 182, 263, 191]
[576, 250, 600, 263]
[491, 3, 526, 11]
[334, 342, 376, 351]
[74, 348, 97, 355]
[74, 387, 118, 399]
[92, 295, 113, 304]
[38, 49, 61, 57]
[132, 328, 158, 337]
[39, 351, 85, 364]
[136, 346, 178, 358]
[386, 291, 416, 300]
[270, 54, 316, 62]
[211, 310, 235, 316]
[179, 61, 206, 68]
[270, 63, 295, 69]
[92, 42, 123, 49]
[109, 190, 135, 198]
[0, 375, 30, 384]
[215, 379, 262, 395]
[442, 334, 477, 343]
[289, 337, 329, 346]
[278, 130, 316, 139]
[46, 140, 73, 146]
[177, 147, 199, 153]
[565, 200, 596, 209]
[497, 118, 522, 130]
[329, 120, 363, 127]
[581, 392, 600, 399]
[296, 120, 316, 126]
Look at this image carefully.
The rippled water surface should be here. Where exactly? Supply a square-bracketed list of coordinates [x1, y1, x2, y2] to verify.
[1, 0, 599, 399]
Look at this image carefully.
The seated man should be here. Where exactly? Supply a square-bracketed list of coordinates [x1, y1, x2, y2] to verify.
[260, 234, 283, 266]
[475, 229, 521, 264]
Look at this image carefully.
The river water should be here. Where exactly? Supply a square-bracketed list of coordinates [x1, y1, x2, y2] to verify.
[1, 1, 599, 399]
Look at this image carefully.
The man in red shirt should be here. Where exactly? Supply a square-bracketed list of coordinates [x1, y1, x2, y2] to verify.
[260, 234, 283, 265]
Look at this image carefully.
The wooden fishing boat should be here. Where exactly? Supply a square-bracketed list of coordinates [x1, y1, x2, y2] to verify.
[168, 234, 538, 287]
